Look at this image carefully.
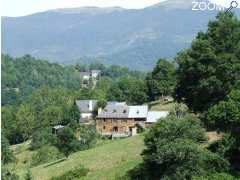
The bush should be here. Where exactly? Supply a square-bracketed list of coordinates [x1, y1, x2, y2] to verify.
[1, 135, 15, 164]
[129, 115, 229, 180]
[56, 127, 81, 157]
[30, 128, 57, 150]
[31, 145, 64, 166]
[77, 125, 98, 150]
[51, 166, 89, 180]
[192, 173, 235, 180]
[1, 166, 19, 180]
[204, 88, 240, 170]
[24, 169, 33, 180]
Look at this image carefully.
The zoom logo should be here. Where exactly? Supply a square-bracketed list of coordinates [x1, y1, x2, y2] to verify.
[192, 1, 226, 11]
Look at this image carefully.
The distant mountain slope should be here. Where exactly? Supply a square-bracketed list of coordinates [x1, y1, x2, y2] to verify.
[2, 0, 240, 70]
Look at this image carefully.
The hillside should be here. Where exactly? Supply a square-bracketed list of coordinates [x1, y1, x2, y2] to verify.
[3, 0, 240, 70]
[9, 135, 144, 180]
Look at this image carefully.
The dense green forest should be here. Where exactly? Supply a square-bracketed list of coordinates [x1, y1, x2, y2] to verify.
[1, 12, 240, 180]
[1, 54, 146, 106]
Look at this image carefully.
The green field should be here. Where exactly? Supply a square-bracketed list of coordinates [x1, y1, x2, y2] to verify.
[10, 135, 144, 180]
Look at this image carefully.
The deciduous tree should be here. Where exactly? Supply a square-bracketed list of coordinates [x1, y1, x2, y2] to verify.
[175, 12, 240, 112]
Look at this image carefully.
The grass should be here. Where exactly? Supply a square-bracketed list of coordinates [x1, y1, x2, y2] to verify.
[8, 141, 34, 172]
[11, 135, 144, 180]
[148, 100, 175, 111]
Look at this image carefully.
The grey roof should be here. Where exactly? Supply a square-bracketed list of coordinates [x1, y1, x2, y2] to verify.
[129, 106, 148, 118]
[146, 111, 169, 123]
[97, 105, 148, 119]
[97, 105, 129, 118]
[107, 101, 126, 106]
[53, 125, 64, 129]
[91, 70, 101, 73]
[76, 100, 97, 113]
[80, 72, 90, 76]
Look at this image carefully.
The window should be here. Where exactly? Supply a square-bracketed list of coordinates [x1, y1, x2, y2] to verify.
[123, 109, 127, 113]
[103, 119, 106, 122]
[113, 109, 117, 113]
[113, 126, 118, 132]
[103, 126, 106, 130]
[137, 110, 139, 114]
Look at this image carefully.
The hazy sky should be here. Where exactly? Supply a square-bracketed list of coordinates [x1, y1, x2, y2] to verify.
[1, 0, 165, 17]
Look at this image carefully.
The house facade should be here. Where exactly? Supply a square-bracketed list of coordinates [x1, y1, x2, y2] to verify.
[96, 104, 148, 137]
[76, 100, 98, 124]
[80, 70, 101, 87]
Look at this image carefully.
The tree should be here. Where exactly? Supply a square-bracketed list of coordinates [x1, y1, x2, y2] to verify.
[174, 12, 240, 112]
[193, 173, 235, 180]
[41, 106, 63, 127]
[30, 128, 57, 150]
[1, 135, 15, 165]
[205, 88, 240, 169]
[78, 125, 98, 150]
[146, 59, 175, 101]
[88, 61, 106, 71]
[28, 86, 74, 128]
[66, 102, 81, 125]
[169, 103, 189, 119]
[2, 54, 80, 106]
[129, 115, 229, 179]
[96, 100, 107, 109]
[1, 166, 19, 180]
[107, 82, 125, 102]
[24, 169, 33, 180]
[1, 106, 24, 144]
[108, 76, 148, 104]
[127, 78, 148, 104]
[56, 127, 81, 157]
[143, 115, 207, 150]
[16, 104, 35, 141]
[31, 145, 64, 166]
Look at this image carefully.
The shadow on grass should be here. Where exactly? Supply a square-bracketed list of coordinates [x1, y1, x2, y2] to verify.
[43, 158, 67, 168]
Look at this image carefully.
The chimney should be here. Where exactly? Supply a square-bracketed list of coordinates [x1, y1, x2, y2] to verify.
[98, 107, 102, 115]
[89, 100, 93, 111]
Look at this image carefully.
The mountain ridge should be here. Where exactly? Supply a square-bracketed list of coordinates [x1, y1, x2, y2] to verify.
[2, 0, 240, 70]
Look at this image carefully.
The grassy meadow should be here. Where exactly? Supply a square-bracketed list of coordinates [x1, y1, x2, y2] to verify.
[9, 135, 144, 180]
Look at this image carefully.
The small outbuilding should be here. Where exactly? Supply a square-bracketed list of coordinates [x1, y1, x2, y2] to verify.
[146, 111, 169, 127]
[52, 125, 65, 134]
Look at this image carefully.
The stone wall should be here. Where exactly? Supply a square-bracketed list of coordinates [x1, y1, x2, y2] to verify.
[96, 118, 136, 135]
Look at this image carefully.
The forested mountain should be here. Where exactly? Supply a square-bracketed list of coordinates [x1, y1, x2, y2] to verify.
[1, 54, 81, 106]
[2, 0, 240, 70]
[1, 54, 146, 106]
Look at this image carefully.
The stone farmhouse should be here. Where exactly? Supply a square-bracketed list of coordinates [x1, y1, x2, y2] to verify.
[75, 99, 169, 137]
[96, 104, 169, 138]
[96, 104, 148, 137]
[75, 100, 126, 124]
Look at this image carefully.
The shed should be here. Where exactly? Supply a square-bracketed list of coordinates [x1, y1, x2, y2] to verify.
[52, 125, 65, 134]
[146, 111, 169, 123]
